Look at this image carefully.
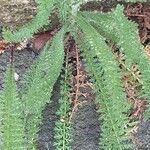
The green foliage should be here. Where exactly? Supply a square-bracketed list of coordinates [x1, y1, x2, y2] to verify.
[76, 14, 132, 149]
[1, 0, 150, 150]
[80, 11, 118, 41]
[112, 5, 150, 118]
[0, 65, 25, 150]
[80, 5, 150, 119]
[54, 57, 72, 150]
[56, 0, 71, 24]
[22, 28, 65, 149]
[3, 0, 55, 42]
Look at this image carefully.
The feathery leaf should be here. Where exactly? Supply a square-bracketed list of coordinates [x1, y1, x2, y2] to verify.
[3, 0, 55, 42]
[54, 57, 72, 150]
[22, 28, 65, 149]
[0, 65, 25, 150]
[76, 14, 133, 150]
[112, 5, 150, 119]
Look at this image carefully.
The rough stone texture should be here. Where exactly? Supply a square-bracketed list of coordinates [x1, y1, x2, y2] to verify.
[37, 80, 60, 150]
[72, 100, 100, 150]
[134, 120, 150, 150]
[0, 49, 34, 90]
[0, 0, 36, 30]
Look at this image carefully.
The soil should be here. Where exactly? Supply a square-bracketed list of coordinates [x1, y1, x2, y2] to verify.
[0, 0, 150, 150]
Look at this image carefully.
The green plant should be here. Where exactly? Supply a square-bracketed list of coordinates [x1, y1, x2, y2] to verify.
[1, 0, 149, 149]
[0, 65, 25, 150]
[53, 52, 72, 150]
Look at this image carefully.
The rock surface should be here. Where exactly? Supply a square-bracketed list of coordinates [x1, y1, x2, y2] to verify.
[0, 0, 36, 29]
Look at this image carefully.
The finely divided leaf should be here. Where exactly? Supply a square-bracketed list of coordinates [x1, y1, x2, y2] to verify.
[112, 5, 150, 119]
[76, 14, 133, 150]
[3, 0, 55, 42]
[22, 28, 65, 149]
[0, 65, 25, 150]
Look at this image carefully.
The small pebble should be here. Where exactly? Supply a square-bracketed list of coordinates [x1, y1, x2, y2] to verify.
[14, 72, 19, 81]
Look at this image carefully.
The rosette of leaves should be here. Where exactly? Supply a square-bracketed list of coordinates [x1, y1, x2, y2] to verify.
[1, 0, 149, 149]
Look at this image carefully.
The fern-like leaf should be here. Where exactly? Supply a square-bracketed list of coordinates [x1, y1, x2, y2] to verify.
[0, 65, 25, 150]
[22, 28, 65, 149]
[79, 11, 118, 41]
[54, 56, 72, 150]
[76, 14, 133, 150]
[112, 5, 150, 119]
[81, 5, 150, 119]
[3, 0, 55, 42]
